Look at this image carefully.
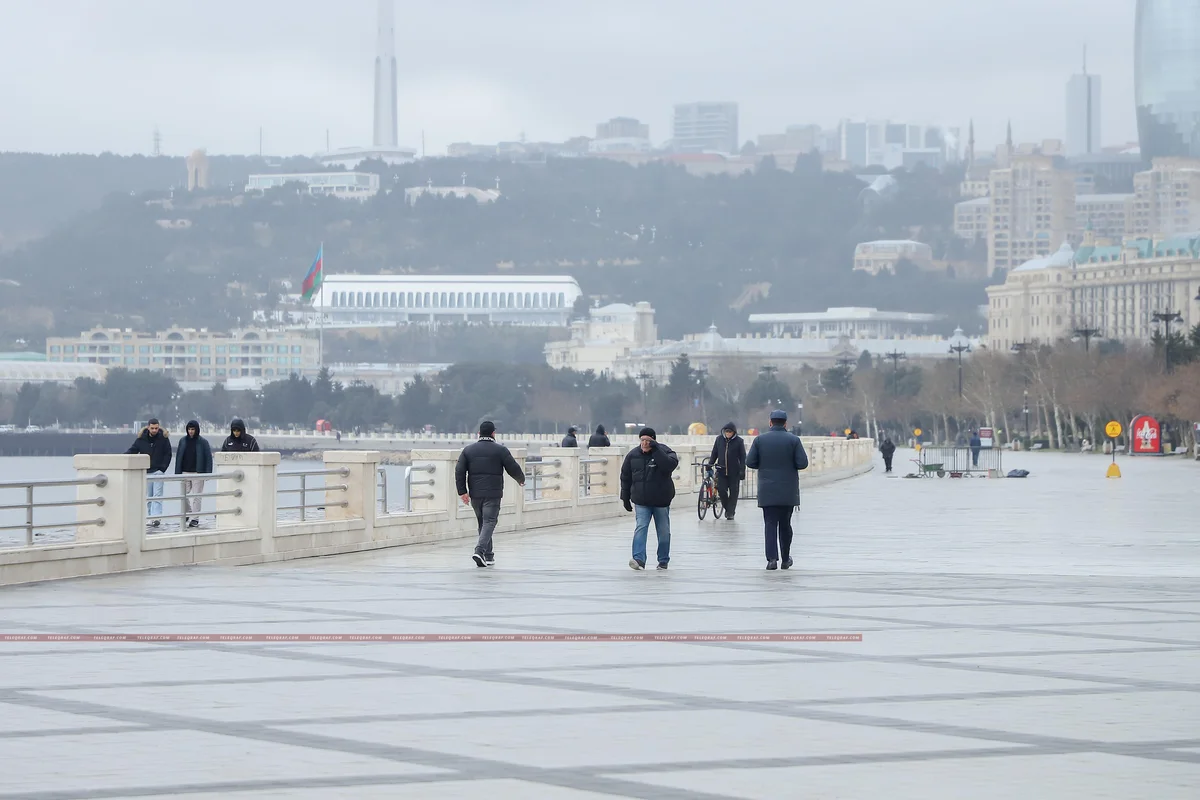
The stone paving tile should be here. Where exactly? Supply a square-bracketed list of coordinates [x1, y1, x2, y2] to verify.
[830, 690, 1200, 743]
[0, 730, 445, 795]
[0, 702, 139, 734]
[129, 780, 636, 799]
[34, 674, 668, 723]
[285, 708, 1015, 770]
[614, 752, 1200, 799]
[945, 650, 1200, 685]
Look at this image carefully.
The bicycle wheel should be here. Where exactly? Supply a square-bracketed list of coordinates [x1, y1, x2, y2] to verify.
[697, 485, 708, 520]
[711, 486, 724, 518]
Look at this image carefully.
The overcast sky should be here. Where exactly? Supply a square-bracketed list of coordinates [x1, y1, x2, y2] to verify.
[0, 0, 1137, 158]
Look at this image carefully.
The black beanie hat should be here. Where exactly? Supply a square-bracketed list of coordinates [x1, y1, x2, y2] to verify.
[638, 427, 656, 439]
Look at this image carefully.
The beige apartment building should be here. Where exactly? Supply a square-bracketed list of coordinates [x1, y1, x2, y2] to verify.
[986, 235, 1200, 351]
[852, 240, 934, 275]
[47, 327, 320, 384]
[988, 155, 1077, 277]
[1075, 193, 1134, 240]
[544, 302, 658, 375]
[1130, 157, 1200, 238]
[954, 196, 990, 240]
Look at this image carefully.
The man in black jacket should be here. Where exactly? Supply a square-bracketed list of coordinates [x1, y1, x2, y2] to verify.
[175, 420, 214, 528]
[561, 427, 579, 448]
[126, 418, 172, 527]
[880, 437, 896, 473]
[710, 422, 747, 520]
[221, 419, 260, 452]
[619, 427, 679, 570]
[587, 425, 610, 448]
[455, 420, 526, 567]
[745, 409, 809, 570]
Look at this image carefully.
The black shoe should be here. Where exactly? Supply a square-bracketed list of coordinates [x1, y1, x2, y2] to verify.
[472, 553, 486, 567]
[656, 562, 668, 570]
[150, 520, 161, 528]
[766, 560, 778, 570]
[629, 558, 645, 570]
[484, 554, 495, 566]
[781, 558, 793, 570]
[187, 518, 200, 529]
[726, 514, 735, 521]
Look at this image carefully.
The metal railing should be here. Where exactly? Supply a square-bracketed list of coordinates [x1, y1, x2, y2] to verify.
[277, 467, 350, 521]
[580, 457, 608, 497]
[146, 471, 245, 531]
[526, 458, 561, 501]
[918, 446, 1004, 475]
[401, 464, 436, 512]
[0, 476, 108, 546]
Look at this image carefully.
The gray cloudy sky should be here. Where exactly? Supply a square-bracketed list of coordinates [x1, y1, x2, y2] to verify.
[0, 0, 1136, 157]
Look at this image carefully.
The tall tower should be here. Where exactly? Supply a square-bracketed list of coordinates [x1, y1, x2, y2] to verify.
[1066, 45, 1102, 157]
[373, 0, 399, 148]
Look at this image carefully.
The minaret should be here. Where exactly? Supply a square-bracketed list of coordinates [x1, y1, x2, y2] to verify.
[372, 0, 398, 148]
[966, 119, 975, 169]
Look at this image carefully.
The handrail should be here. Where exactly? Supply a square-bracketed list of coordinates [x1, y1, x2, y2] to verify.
[277, 467, 352, 522]
[0, 476, 107, 491]
[146, 470, 245, 532]
[0, 474, 109, 546]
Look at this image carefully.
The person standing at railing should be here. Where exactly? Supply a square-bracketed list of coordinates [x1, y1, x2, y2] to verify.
[455, 420, 526, 568]
[587, 425, 610, 448]
[620, 427, 679, 570]
[561, 427, 579, 448]
[221, 419, 260, 452]
[125, 418, 172, 527]
[709, 422, 746, 521]
[745, 409, 808, 570]
[174, 420, 213, 529]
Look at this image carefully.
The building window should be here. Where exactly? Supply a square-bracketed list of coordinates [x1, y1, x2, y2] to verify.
[391, 292, 397, 307]
[373, 292, 381, 307]
[508, 292, 515, 308]
[424, 292, 431, 307]
[457, 292, 464, 307]
[558, 292, 565, 308]
[356, 292, 364, 307]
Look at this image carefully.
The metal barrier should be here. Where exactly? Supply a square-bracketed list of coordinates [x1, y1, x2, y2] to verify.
[277, 467, 350, 520]
[580, 457, 608, 497]
[0, 476, 108, 546]
[401, 464, 436, 512]
[918, 446, 1003, 476]
[146, 471, 245, 531]
[526, 458, 561, 501]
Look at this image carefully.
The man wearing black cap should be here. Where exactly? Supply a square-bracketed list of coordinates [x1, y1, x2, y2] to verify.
[455, 420, 526, 567]
[619, 427, 679, 570]
[561, 427, 579, 448]
[745, 409, 809, 570]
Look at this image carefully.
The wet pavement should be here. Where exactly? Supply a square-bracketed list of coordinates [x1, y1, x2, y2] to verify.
[1, 450, 1199, 799]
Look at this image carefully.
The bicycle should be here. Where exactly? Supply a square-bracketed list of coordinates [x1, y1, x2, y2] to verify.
[694, 457, 724, 520]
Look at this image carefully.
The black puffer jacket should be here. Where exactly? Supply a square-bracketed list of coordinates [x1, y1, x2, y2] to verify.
[710, 423, 747, 480]
[221, 419, 260, 452]
[561, 431, 579, 448]
[126, 428, 172, 473]
[455, 437, 526, 499]
[587, 425, 611, 448]
[620, 442, 679, 508]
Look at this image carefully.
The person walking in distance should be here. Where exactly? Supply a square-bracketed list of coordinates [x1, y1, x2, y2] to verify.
[745, 409, 809, 570]
[620, 427, 679, 570]
[455, 420, 526, 567]
[709, 422, 746, 520]
[221, 419, 260, 452]
[125, 418, 172, 527]
[174, 420, 213, 528]
[969, 430, 982, 467]
[880, 436, 896, 473]
[587, 425, 611, 448]
[561, 427, 579, 448]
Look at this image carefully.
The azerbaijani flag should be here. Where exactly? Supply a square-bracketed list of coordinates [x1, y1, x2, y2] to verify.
[301, 245, 323, 304]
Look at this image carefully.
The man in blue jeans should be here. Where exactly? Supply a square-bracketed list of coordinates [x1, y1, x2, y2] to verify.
[620, 427, 680, 570]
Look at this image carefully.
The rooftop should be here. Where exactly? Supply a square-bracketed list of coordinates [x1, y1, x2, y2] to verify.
[749, 308, 943, 324]
[1011, 242, 1076, 272]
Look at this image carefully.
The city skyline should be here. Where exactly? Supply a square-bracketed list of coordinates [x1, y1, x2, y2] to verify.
[0, 0, 1139, 158]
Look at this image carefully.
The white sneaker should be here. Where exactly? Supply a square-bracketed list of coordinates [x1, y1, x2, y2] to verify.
[629, 558, 645, 570]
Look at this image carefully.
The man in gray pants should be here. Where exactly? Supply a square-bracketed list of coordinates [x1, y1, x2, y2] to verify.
[455, 420, 526, 567]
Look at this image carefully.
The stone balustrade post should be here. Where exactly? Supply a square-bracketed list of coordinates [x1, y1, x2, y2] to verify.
[536, 447, 579, 502]
[584, 446, 622, 498]
[74, 455, 147, 563]
[323, 451, 381, 525]
[214, 452, 279, 538]
[670, 444, 697, 494]
[409, 449, 460, 515]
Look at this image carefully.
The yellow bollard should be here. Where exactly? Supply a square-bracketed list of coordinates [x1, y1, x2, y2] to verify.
[1106, 462, 1122, 479]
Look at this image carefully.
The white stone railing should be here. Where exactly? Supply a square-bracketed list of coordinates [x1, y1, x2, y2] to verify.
[0, 439, 876, 586]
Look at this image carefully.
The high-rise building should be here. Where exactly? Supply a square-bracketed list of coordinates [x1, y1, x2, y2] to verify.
[1066, 58, 1102, 156]
[672, 102, 738, 154]
[1136, 0, 1200, 160]
[987, 155, 1077, 276]
[373, 0, 398, 148]
[838, 119, 957, 168]
[185, 149, 209, 191]
[596, 117, 649, 140]
[1130, 157, 1200, 237]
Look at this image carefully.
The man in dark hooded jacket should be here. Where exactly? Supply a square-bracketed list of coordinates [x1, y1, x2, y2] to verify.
[745, 409, 808, 570]
[880, 437, 896, 473]
[221, 419, 260, 452]
[126, 418, 172, 525]
[175, 420, 214, 527]
[587, 425, 611, 448]
[561, 427, 579, 448]
[709, 422, 746, 520]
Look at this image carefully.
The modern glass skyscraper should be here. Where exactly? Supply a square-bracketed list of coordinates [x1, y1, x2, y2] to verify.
[1135, 0, 1200, 159]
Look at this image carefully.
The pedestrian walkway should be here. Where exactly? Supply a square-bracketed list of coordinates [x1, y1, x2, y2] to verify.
[1, 451, 1199, 798]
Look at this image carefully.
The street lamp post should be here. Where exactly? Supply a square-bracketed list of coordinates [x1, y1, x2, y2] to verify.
[636, 371, 652, 423]
[883, 349, 907, 395]
[948, 326, 971, 400]
[1023, 388, 1030, 446]
[1151, 309, 1184, 371]
[1071, 326, 1101, 352]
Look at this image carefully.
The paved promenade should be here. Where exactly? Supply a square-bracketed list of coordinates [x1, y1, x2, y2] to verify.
[1, 451, 1199, 799]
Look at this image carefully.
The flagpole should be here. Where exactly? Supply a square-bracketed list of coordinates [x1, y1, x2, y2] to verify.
[317, 241, 324, 370]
